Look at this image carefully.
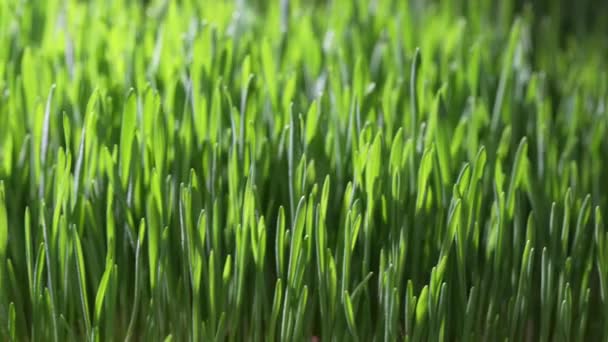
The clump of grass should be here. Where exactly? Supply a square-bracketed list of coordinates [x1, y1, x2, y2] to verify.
[0, 0, 607, 340]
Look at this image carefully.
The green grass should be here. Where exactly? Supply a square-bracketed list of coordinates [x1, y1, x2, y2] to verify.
[1, 0, 608, 340]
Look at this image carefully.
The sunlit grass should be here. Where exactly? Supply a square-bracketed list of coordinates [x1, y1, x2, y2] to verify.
[0, 0, 607, 340]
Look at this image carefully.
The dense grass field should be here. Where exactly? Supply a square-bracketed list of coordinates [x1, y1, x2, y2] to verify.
[1, 0, 608, 340]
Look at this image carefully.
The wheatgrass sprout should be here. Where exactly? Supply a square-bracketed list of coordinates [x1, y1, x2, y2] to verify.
[0, 0, 607, 341]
